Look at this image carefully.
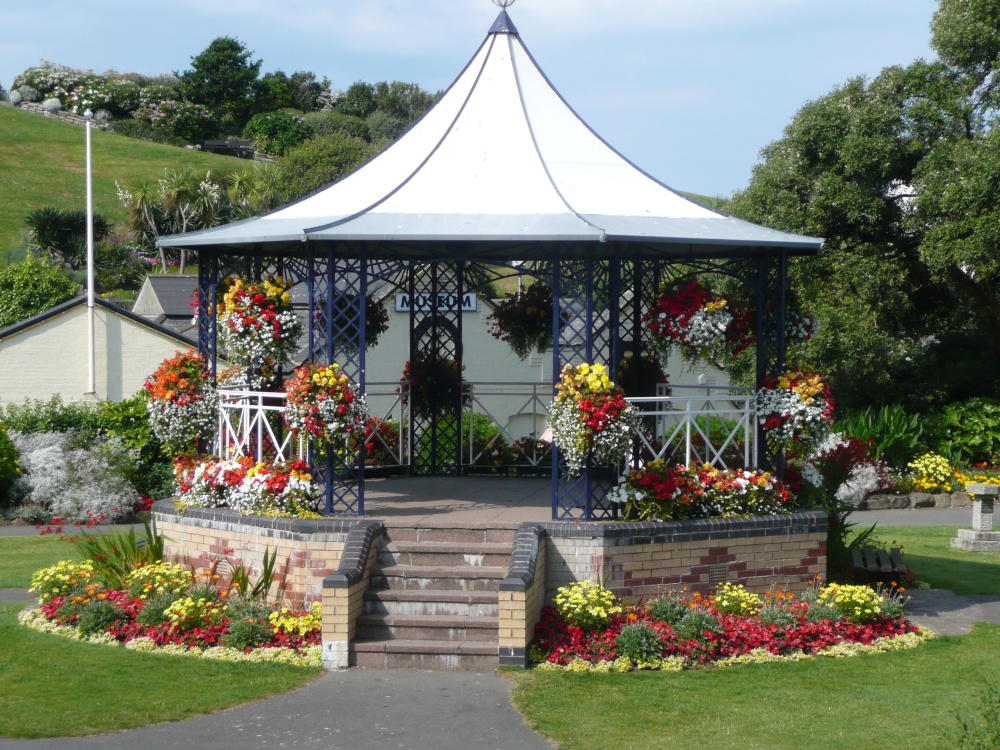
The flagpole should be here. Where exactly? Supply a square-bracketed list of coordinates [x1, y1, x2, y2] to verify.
[84, 108, 96, 398]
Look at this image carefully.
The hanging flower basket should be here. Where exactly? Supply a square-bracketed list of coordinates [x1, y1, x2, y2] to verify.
[315, 295, 390, 352]
[283, 363, 369, 454]
[643, 279, 748, 368]
[755, 368, 834, 455]
[401, 353, 468, 419]
[143, 349, 218, 455]
[217, 275, 303, 388]
[487, 282, 554, 360]
[548, 363, 638, 476]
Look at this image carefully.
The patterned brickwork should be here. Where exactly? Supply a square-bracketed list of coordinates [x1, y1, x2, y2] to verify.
[155, 502, 356, 607]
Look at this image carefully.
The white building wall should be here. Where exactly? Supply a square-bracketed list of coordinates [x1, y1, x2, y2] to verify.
[358, 298, 727, 442]
[0, 305, 193, 406]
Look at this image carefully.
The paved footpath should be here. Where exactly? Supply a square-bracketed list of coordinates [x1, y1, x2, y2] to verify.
[0, 666, 552, 750]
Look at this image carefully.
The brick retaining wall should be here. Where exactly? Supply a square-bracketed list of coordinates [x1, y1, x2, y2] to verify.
[154, 500, 361, 607]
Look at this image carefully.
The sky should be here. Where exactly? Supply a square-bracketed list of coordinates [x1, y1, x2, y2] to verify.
[1, 0, 939, 197]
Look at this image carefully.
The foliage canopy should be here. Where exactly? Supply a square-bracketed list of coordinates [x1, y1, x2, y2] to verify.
[727, 0, 1000, 409]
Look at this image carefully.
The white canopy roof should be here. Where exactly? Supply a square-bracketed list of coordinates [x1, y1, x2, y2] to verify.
[159, 11, 822, 255]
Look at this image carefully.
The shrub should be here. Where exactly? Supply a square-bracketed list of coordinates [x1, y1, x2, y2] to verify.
[138, 83, 180, 109]
[278, 133, 374, 200]
[554, 581, 622, 632]
[303, 111, 370, 141]
[648, 592, 687, 626]
[223, 599, 275, 650]
[0, 426, 20, 505]
[714, 583, 762, 616]
[8, 90, 22, 106]
[925, 398, 1000, 466]
[135, 99, 217, 143]
[757, 604, 798, 629]
[100, 78, 141, 116]
[41, 98, 62, 112]
[77, 599, 124, 636]
[125, 562, 192, 600]
[29, 560, 97, 602]
[674, 609, 722, 642]
[908, 452, 955, 493]
[10, 431, 139, 522]
[107, 118, 187, 147]
[164, 595, 227, 632]
[804, 603, 843, 624]
[366, 109, 406, 142]
[615, 623, 663, 665]
[136, 590, 184, 626]
[243, 110, 315, 156]
[837, 404, 923, 468]
[817, 583, 883, 624]
[0, 256, 81, 329]
[946, 679, 1000, 749]
[18, 85, 41, 102]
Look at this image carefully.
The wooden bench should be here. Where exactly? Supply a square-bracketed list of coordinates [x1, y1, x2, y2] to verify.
[851, 546, 909, 578]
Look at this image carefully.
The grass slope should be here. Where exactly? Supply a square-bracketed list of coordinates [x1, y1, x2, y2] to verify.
[0, 104, 243, 255]
[0, 534, 79, 588]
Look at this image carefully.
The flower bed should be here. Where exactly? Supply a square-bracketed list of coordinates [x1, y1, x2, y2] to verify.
[608, 461, 797, 521]
[173, 455, 320, 517]
[20, 559, 322, 667]
[531, 581, 930, 672]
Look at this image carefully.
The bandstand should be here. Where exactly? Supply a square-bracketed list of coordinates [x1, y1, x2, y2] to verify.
[158, 6, 823, 521]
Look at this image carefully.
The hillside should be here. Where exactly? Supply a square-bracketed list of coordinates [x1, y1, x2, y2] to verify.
[0, 104, 245, 255]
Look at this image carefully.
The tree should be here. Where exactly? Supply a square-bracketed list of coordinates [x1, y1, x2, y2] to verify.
[177, 37, 261, 130]
[278, 133, 375, 200]
[0, 256, 81, 329]
[726, 1, 1000, 410]
[336, 81, 377, 119]
[373, 81, 436, 122]
[242, 111, 315, 156]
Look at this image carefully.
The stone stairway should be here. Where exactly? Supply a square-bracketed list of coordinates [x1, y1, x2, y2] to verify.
[350, 523, 519, 670]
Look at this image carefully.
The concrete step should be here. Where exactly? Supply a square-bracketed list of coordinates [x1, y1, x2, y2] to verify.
[382, 525, 518, 545]
[371, 565, 508, 592]
[364, 589, 500, 618]
[350, 639, 499, 671]
[377, 541, 512, 568]
[356, 614, 500, 642]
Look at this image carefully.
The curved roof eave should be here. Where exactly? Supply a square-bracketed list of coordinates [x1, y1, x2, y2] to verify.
[156, 9, 825, 257]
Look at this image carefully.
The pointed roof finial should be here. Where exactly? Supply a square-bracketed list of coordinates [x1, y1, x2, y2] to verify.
[489, 0, 518, 35]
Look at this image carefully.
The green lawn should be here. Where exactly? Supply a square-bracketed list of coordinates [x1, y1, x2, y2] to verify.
[0, 602, 321, 738]
[866, 526, 1000, 595]
[0, 534, 79, 588]
[510, 625, 1000, 750]
[0, 104, 243, 254]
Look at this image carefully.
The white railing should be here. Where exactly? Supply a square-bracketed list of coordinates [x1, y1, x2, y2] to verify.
[627, 384, 756, 470]
[463, 382, 552, 468]
[217, 387, 302, 462]
[216, 382, 757, 470]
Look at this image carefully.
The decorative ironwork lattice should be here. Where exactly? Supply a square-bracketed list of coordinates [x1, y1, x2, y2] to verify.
[550, 256, 620, 520]
[408, 262, 465, 475]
